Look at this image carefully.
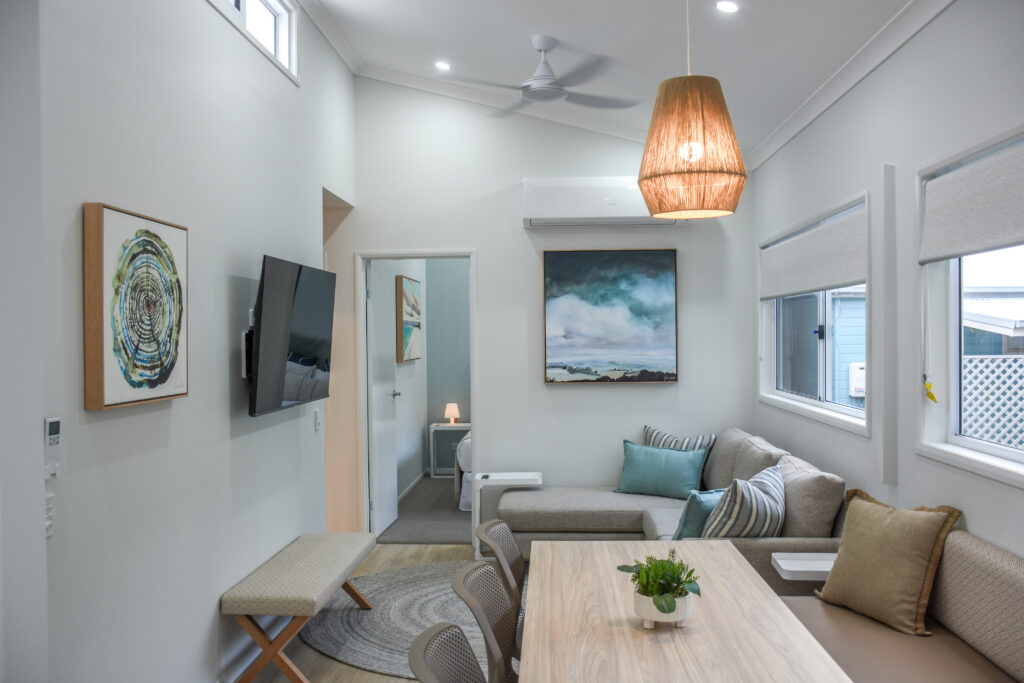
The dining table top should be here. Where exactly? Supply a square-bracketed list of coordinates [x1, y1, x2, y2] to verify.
[517, 539, 851, 682]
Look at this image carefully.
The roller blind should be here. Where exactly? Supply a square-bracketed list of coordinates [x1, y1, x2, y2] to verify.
[919, 139, 1024, 264]
[759, 201, 867, 300]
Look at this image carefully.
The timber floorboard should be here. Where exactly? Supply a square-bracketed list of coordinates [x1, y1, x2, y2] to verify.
[250, 544, 475, 683]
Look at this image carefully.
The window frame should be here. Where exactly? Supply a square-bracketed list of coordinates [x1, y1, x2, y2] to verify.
[757, 193, 871, 437]
[206, 0, 299, 84]
[916, 132, 1024, 490]
[766, 287, 868, 425]
[946, 258, 1024, 465]
[917, 258, 1024, 489]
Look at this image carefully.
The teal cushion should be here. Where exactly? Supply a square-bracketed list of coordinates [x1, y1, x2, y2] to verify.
[672, 488, 727, 539]
[615, 441, 708, 500]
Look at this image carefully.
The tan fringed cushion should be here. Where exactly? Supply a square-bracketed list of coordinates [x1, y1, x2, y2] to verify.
[817, 490, 961, 635]
[930, 530, 1024, 679]
[221, 533, 375, 616]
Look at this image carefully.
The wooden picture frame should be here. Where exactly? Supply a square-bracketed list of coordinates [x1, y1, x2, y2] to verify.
[544, 249, 678, 384]
[83, 203, 189, 410]
[396, 275, 422, 362]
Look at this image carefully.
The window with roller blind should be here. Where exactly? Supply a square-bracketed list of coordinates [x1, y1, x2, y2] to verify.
[759, 198, 869, 430]
[919, 134, 1024, 473]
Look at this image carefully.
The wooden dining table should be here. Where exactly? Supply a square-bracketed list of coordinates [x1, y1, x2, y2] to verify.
[518, 540, 851, 682]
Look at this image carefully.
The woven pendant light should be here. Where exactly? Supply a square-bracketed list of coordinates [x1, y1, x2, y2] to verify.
[638, 3, 746, 219]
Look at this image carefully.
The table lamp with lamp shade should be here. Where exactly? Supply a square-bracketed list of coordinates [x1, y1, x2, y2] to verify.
[444, 402, 460, 424]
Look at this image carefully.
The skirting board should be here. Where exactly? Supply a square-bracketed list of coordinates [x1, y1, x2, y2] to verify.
[398, 472, 425, 503]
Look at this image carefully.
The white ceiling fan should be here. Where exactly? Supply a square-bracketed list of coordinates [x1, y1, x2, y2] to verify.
[444, 35, 640, 117]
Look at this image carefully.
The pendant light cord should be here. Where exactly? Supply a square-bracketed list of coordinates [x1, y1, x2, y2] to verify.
[686, 0, 691, 75]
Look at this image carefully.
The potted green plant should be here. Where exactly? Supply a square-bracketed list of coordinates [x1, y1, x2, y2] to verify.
[617, 548, 701, 629]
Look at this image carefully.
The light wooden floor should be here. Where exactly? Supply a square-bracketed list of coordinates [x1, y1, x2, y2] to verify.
[250, 544, 475, 683]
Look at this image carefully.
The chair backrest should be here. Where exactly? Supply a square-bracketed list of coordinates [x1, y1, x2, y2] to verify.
[475, 520, 525, 606]
[408, 621, 486, 683]
[452, 562, 518, 683]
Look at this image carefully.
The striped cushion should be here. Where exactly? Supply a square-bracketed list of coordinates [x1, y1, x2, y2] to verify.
[702, 466, 786, 538]
[642, 425, 717, 453]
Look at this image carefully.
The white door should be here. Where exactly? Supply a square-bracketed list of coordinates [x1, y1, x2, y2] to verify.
[366, 261, 399, 534]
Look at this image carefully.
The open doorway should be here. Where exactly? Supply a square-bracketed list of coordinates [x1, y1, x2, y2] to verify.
[361, 255, 474, 545]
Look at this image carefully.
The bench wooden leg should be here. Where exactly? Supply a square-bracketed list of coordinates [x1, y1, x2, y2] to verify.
[234, 614, 311, 683]
[342, 580, 372, 609]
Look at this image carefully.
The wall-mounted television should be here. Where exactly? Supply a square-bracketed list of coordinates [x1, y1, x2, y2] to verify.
[247, 255, 336, 417]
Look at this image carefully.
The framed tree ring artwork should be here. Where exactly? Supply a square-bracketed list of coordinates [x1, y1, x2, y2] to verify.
[544, 249, 677, 383]
[83, 203, 189, 410]
[396, 275, 422, 362]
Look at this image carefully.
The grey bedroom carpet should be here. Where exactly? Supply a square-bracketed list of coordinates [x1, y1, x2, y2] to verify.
[300, 561, 485, 679]
[377, 476, 472, 545]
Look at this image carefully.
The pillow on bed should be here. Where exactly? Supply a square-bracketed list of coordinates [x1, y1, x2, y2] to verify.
[615, 441, 707, 500]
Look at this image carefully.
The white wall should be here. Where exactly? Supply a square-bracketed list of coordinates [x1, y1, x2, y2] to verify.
[0, 1, 50, 681]
[35, 1, 355, 680]
[752, 0, 1024, 555]
[328, 77, 757, 501]
[426, 258, 472, 424]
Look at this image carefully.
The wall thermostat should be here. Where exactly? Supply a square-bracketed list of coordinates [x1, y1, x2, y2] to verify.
[45, 417, 61, 447]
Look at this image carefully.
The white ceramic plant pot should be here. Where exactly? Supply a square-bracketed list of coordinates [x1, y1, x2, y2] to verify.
[634, 592, 691, 629]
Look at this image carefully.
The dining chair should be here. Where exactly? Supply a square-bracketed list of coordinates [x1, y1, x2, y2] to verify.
[475, 519, 526, 654]
[452, 561, 519, 683]
[408, 621, 486, 683]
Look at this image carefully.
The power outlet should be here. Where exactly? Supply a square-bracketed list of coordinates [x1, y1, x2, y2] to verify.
[44, 492, 55, 539]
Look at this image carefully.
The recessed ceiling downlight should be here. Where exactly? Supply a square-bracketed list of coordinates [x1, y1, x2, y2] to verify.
[435, 61, 451, 71]
[716, 1, 739, 13]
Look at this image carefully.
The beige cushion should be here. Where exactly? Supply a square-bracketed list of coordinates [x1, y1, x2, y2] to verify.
[220, 533, 375, 616]
[778, 454, 845, 538]
[818, 490, 961, 635]
[930, 530, 1024, 680]
[702, 427, 751, 489]
[497, 486, 684, 533]
[732, 435, 788, 482]
[783, 596, 1014, 682]
[642, 507, 686, 540]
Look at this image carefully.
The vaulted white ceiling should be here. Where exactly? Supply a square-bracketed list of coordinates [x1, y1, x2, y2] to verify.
[303, 0, 952, 168]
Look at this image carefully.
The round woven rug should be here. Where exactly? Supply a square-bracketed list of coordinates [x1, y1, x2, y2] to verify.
[300, 561, 487, 679]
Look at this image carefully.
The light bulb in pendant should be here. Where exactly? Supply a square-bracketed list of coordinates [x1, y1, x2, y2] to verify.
[679, 141, 704, 162]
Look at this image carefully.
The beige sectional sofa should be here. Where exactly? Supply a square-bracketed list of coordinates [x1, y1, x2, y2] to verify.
[497, 426, 846, 594]
[785, 529, 1024, 682]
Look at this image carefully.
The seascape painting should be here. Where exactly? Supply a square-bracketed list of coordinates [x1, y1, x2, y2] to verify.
[544, 250, 676, 383]
[396, 275, 422, 362]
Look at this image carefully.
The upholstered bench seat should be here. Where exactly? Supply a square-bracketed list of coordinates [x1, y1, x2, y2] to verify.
[221, 533, 374, 617]
[783, 597, 1014, 682]
[221, 532, 375, 683]
[498, 486, 685, 533]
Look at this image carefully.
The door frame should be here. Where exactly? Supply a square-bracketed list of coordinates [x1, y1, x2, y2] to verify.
[353, 248, 479, 533]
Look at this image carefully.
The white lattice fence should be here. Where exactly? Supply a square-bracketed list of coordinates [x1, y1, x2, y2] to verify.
[962, 355, 1024, 450]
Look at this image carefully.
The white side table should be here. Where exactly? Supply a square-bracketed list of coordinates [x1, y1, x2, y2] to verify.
[770, 552, 838, 581]
[428, 422, 471, 478]
[472, 471, 542, 559]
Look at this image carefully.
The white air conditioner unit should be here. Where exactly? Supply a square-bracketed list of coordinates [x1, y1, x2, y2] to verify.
[522, 177, 683, 227]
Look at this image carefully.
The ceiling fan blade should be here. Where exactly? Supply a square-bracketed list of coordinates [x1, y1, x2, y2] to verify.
[444, 73, 521, 91]
[557, 54, 612, 88]
[490, 97, 532, 118]
[564, 91, 640, 110]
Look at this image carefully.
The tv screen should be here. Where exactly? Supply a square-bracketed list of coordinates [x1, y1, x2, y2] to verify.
[249, 255, 336, 416]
